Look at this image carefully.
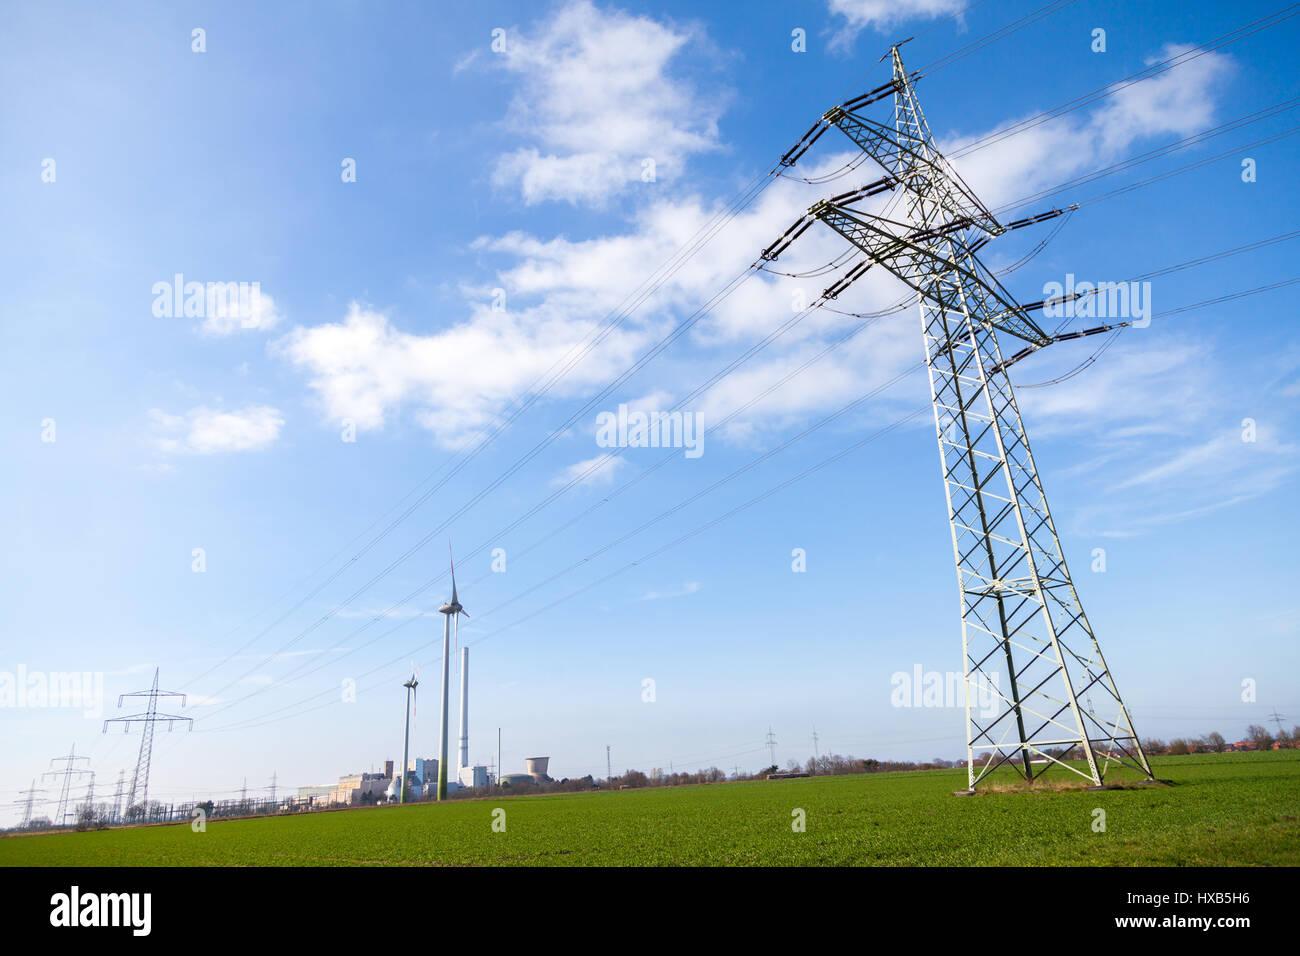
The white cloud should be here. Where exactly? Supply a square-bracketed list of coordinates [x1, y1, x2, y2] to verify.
[553, 454, 627, 487]
[273, 301, 651, 449]
[487, 0, 723, 206]
[199, 290, 283, 336]
[828, 0, 964, 49]
[278, 42, 1237, 465]
[638, 580, 701, 601]
[943, 44, 1234, 210]
[150, 405, 285, 454]
[1117, 424, 1297, 491]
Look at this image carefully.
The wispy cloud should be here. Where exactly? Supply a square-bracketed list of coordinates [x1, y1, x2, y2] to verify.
[149, 405, 285, 454]
[638, 580, 701, 601]
[198, 290, 283, 337]
[553, 454, 627, 487]
[827, 0, 965, 50]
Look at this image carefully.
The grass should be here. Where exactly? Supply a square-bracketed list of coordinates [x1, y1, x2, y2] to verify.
[2, 751, 1297, 866]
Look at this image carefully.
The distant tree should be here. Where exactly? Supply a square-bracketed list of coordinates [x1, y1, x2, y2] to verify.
[1246, 724, 1275, 750]
[1141, 738, 1166, 755]
[75, 806, 104, 831]
[1205, 731, 1227, 753]
[1168, 738, 1190, 755]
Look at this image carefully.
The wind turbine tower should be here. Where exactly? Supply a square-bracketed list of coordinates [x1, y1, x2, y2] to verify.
[436, 544, 468, 801]
[400, 665, 419, 804]
[458, 647, 470, 776]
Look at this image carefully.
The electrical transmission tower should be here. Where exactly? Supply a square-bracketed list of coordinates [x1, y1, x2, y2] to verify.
[766, 46, 1153, 791]
[606, 744, 612, 783]
[111, 769, 126, 824]
[103, 668, 192, 820]
[81, 772, 96, 819]
[15, 780, 45, 828]
[765, 726, 778, 767]
[43, 744, 91, 826]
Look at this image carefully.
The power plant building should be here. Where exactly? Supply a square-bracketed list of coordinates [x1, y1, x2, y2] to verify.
[501, 756, 552, 786]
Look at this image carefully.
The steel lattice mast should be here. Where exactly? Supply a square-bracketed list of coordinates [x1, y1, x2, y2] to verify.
[42, 744, 91, 826]
[103, 668, 192, 818]
[15, 779, 46, 827]
[768, 47, 1153, 790]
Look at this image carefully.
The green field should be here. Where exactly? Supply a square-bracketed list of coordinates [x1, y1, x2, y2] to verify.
[4, 751, 1297, 866]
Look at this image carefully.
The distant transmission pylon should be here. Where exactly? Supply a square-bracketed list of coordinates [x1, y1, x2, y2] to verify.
[103, 668, 192, 819]
[81, 772, 96, 819]
[765, 726, 778, 767]
[15, 779, 46, 827]
[766, 45, 1153, 790]
[42, 743, 91, 826]
[111, 769, 126, 824]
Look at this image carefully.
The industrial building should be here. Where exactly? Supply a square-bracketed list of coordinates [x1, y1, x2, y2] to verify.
[500, 756, 552, 787]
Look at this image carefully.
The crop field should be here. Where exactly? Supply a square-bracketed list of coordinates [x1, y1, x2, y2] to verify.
[3, 751, 1297, 866]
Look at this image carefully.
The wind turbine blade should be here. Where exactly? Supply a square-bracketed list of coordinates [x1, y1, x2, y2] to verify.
[448, 538, 461, 607]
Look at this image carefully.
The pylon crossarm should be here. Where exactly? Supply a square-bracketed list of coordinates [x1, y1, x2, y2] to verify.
[813, 203, 1049, 344]
[779, 77, 911, 168]
[116, 689, 186, 703]
[823, 107, 998, 231]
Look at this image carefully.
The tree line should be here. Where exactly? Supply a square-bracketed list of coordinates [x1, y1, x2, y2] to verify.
[1141, 724, 1297, 756]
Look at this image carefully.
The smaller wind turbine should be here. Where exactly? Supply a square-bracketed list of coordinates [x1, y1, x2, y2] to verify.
[400, 661, 419, 804]
[436, 542, 468, 801]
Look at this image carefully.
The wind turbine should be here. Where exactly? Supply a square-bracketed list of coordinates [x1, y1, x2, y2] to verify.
[400, 662, 419, 804]
[436, 543, 468, 801]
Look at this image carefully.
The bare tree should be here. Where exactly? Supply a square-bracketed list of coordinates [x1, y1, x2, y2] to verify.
[1246, 724, 1275, 750]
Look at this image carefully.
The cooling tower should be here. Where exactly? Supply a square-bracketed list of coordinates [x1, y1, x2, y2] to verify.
[525, 756, 550, 780]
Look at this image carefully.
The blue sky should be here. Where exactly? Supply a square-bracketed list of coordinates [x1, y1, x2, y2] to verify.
[3, 0, 1299, 821]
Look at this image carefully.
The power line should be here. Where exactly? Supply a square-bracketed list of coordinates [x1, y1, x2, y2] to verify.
[198, 261, 1299, 737]
[183, 13, 1300, 733]
[948, 3, 1300, 159]
[182, 0, 1107, 704]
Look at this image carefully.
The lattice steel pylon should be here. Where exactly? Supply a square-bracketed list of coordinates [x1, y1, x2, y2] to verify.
[103, 668, 192, 818]
[766, 47, 1153, 790]
[15, 779, 46, 827]
[42, 744, 91, 826]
